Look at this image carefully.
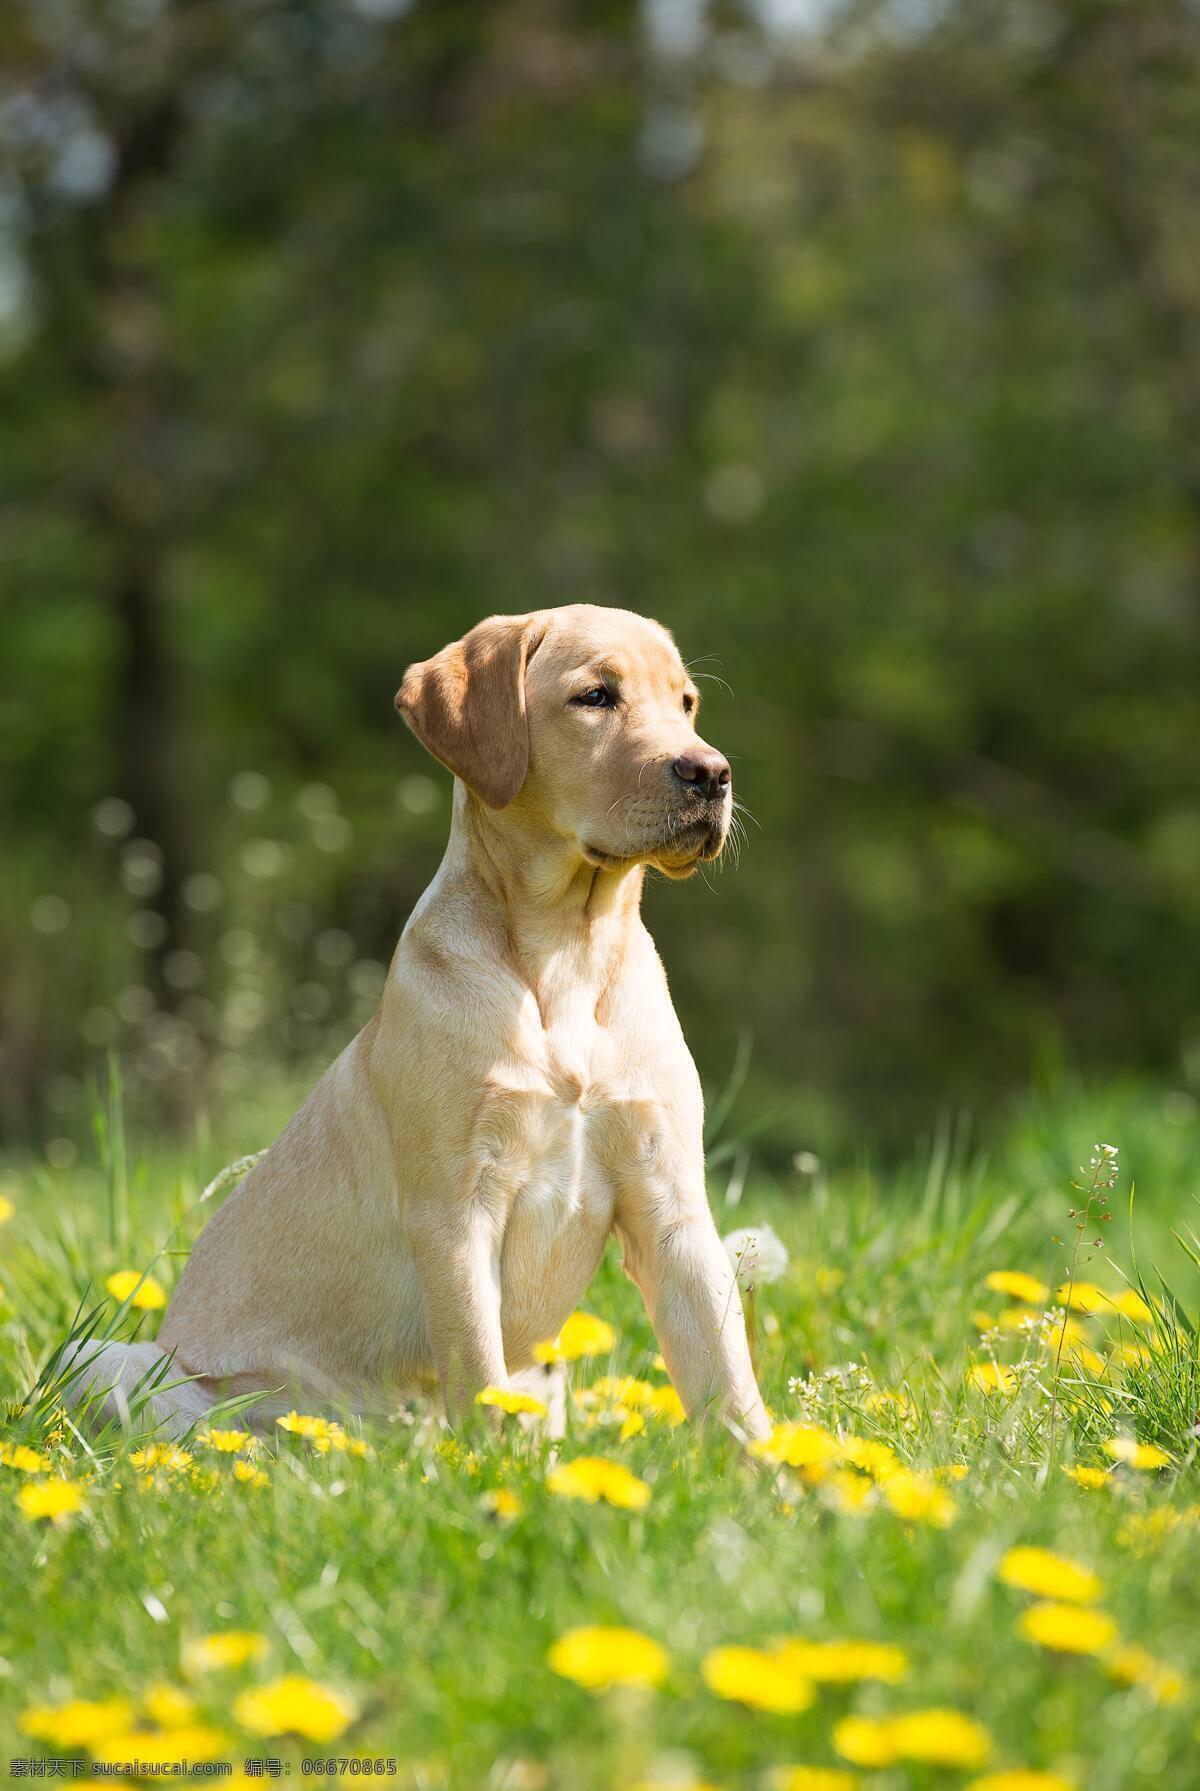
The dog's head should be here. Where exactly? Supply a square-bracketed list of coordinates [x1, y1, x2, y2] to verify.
[396, 604, 731, 878]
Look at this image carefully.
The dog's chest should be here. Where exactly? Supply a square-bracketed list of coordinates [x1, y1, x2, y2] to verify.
[478, 1011, 635, 1359]
[492, 1089, 616, 1363]
[488, 992, 618, 1196]
[477, 1064, 617, 1231]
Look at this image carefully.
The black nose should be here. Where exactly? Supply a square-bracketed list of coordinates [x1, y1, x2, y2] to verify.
[672, 749, 732, 800]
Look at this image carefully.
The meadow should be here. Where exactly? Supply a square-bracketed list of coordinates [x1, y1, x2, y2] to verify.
[6, 4, 1200, 1785]
[2, 1075, 1198, 1790]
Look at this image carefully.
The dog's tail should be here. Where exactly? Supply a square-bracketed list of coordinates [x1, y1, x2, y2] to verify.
[56, 1338, 215, 1441]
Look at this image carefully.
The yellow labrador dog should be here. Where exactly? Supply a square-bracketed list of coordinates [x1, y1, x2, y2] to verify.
[64, 605, 769, 1442]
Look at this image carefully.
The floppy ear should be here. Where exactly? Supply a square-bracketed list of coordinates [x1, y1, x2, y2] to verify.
[395, 613, 545, 809]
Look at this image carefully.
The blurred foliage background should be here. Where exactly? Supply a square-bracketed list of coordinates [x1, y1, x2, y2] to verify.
[3, 0, 1200, 1160]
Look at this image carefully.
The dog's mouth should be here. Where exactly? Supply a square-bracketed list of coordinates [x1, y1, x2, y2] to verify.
[583, 811, 729, 877]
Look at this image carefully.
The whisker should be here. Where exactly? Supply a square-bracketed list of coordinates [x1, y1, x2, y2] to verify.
[691, 670, 734, 698]
[723, 809, 747, 872]
[730, 798, 762, 832]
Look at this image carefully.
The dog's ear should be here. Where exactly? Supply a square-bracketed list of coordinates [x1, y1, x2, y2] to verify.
[395, 613, 546, 808]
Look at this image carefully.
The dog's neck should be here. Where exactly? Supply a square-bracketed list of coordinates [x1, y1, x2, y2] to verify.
[444, 781, 644, 1005]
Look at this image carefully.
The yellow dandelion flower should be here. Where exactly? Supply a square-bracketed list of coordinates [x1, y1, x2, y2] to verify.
[183, 1630, 270, 1675]
[822, 1470, 876, 1514]
[547, 1625, 669, 1692]
[571, 1398, 613, 1429]
[749, 1422, 843, 1470]
[1054, 1281, 1107, 1314]
[863, 1388, 914, 1419]
[1017, 1602, 1118, 1655]
[1064, 1466, 1108, 1490]
[42, 1406, 68, 1444]
[480, 1487, 522, 1522]
[1, 1442, 50, 1473]
[586, 1375, 656, 1408]
[880, 1470, 957, 1527]
[835, 1707, 992, 1772]
[105, 1269, 168, 1310]
[938, 1463, 969, 1481]
[972, 1310, 998, 1332]
[17, 1479, 84, 1523]
[646, 1383, 686, 1425]
[21, 1697, 134, 1747]
[966, 1362, 1017, 1395]
[1063, 1340, 1108, 1376]
[142, 1683, 197, 1727]
[475, 1387, 548, 1418]
[889, 1709, 992, 1768]
[532, 1310, 615, 1364]
[573, 1381, 651, 1430]
[1064, 1391, 1113, 1419]
[965, 1775, 1074, 1791]
[275, 1411, 322, 1439]
[1105, 1644, 1186, 1705]
[275, 1410, 347, 1451]
[776, 1639, 909, 1685]
[1105, 1289, 1154, 1324]
[232, 1460, 269, 1489]
[1043, 1315, 1093, 1354]
[985, 1271, 1048, 1304]
[130, 1444, 192, 1473]
[233, 1674, 358, 1741]
[197, 1428, 255, 1453]
[276, 1409, 320, 1437]
[1111, 1341, 1152, 1368]
[1103, 1437, 1171, 1470]
[0, 1193, 13, 1224]
[700, 1645, 814, 1714]
[94, 1726, 229, 1765]
[1116, 1508, 1190, 1553]
[547, 1456, 651, 1511]
[997, 1547, 1101, 1604]
[838, 1437, 901, 1480]
[832, 1716, 898, 1768]
[771, 1771, 860, 1791]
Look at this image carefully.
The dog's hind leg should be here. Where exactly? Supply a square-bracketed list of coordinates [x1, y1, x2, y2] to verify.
[56, 1339, 214, 1441]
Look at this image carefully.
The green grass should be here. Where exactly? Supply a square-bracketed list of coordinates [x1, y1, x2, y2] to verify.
[2, 1076, 1198, 1787]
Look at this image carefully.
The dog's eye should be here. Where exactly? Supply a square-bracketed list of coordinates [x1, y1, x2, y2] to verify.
[572, 686, 614, 709]
[682, 692, 696, 715]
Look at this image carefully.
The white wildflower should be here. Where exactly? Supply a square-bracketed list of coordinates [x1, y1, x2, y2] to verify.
[722, 1222, 790, 1289]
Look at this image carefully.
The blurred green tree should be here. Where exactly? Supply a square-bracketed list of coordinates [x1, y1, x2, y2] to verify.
[2, 0, 1199, 1150]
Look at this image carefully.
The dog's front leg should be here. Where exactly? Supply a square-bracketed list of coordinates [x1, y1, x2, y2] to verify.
[407, 1198, 508, 1424]
[615, 1179, 770, 1443]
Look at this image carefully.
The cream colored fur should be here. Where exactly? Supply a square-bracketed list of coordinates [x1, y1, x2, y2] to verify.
[65, 605, 769, 1443]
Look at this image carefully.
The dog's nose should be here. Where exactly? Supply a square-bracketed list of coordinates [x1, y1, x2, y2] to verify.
[672, 749, 732, 800]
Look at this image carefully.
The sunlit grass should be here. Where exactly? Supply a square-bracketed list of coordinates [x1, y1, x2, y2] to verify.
[1, 1078, 1197, 1787]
